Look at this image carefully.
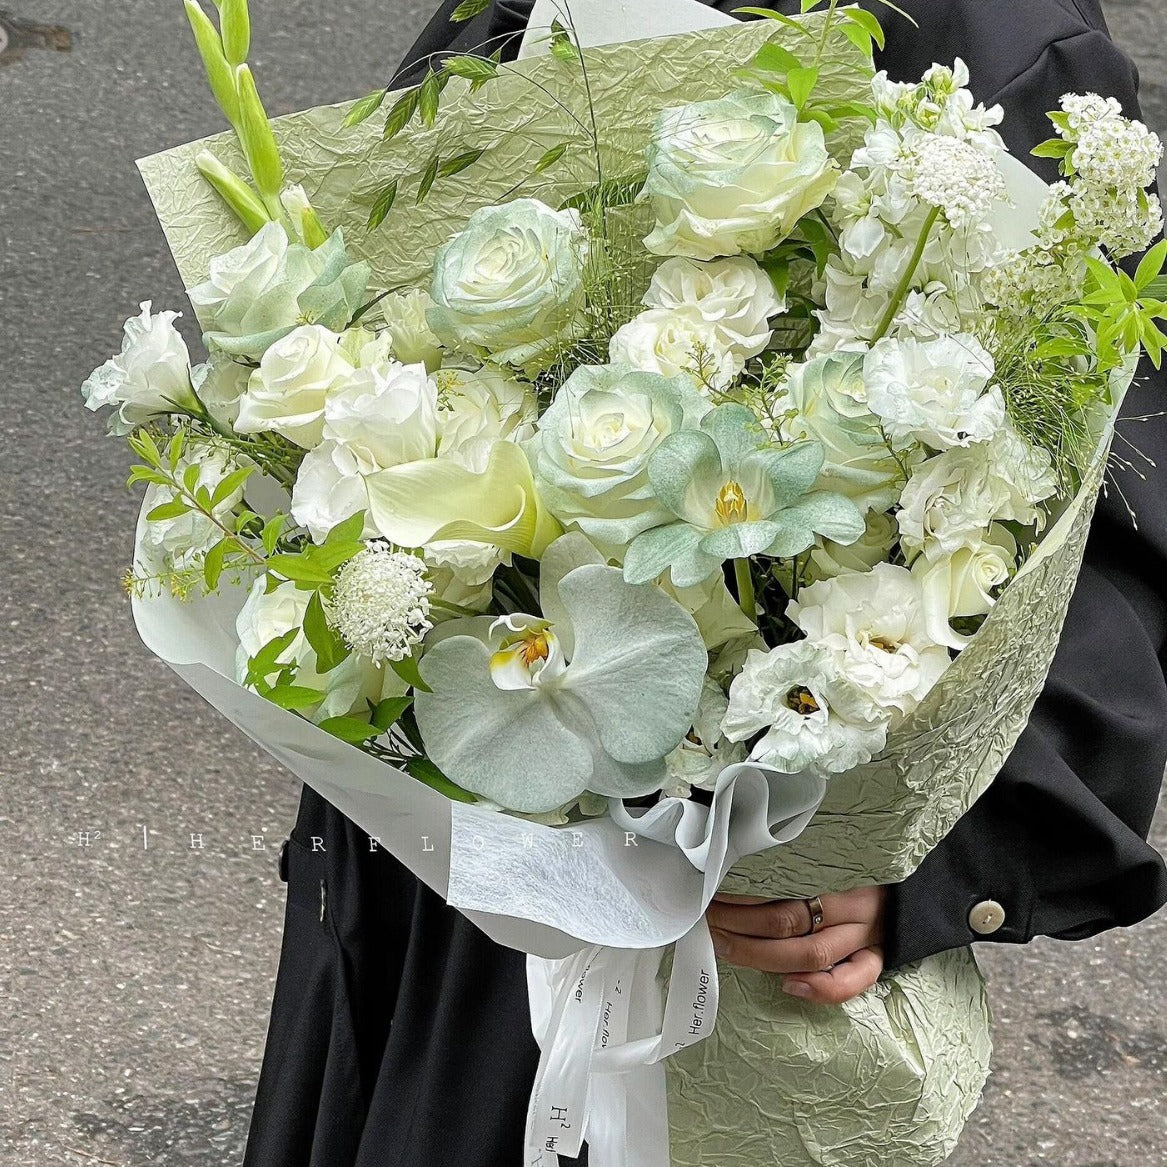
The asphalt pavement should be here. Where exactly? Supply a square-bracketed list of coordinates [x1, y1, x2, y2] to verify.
[1, 2, 1165, 1165]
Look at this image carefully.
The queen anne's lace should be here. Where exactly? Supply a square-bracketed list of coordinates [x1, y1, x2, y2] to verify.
[328, 544, 434, 663]
[901, 134, 1006, 230]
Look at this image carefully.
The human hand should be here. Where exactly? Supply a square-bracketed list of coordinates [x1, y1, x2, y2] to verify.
[706, 886, 887, 1005]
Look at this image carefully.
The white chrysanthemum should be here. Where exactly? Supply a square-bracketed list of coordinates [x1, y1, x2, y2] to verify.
[328, 544, 434, 663]
[902, 134, 1006, 229]
[722, 640, 889, 775]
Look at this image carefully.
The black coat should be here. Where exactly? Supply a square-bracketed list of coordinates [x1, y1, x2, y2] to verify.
[243, 4, 1167, 1165]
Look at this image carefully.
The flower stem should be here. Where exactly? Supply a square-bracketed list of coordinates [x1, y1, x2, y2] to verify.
[869, 204, 941, 344]
[734, 558, 757, 621]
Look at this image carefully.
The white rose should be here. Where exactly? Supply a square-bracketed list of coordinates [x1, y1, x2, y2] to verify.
[428, 198, 589, 369]
[774, 352, 905, 512]
[436, 365, 537, 471]
[806, 510, 899, 583]
[81, 302, 197, 433]
[323, 360, 439, 471]
[863, 334, 1006, 450]
[897, 423, 1058, 558]
[526, 363, 710, 548]
[644, 256, 783, 361]
[137, 443, 246, 581]
[290, 440, 371, 544]
[788, 562, 952, 717]
[236, 325, 355, 448]
[234, 577, 379, 722]
[380, 288, 445, 372]
[608, 307, 736, 390]
[912, 524, 1018, 649]
[722, 640, 889, 775]
[642, 90, 838, 260]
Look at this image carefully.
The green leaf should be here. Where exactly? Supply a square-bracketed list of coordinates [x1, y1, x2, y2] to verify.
[261, 514, 287, 554]
[450, 0, 490, 20]
[839, 22, 873, 55]
[534, 142, 568, 175]
[264, 684, 325, 711]
[218, 0, 250, 66]
[1135, 239, 1167, 292]
[210, 466, 253, 509]
[266, 555, 337, 586]
[405, 756, 478, 803]
[203, 538, 229, 590]
[752, 41, 802, 74]
[389, 652, 431, 693]
[732, 8, 817, 36]
[303, 590, 351, 674]
[1031, 138, 1073, 159]
[415, 152, 441, 204]
[382, 88, 419, 142]
[344, 89, 387, 128]
[246, 628, 298, 686]
[371, 696, 413, 731]
[787, 66, 819, 111]
[365, 189, 404, 239]
[166, 430, 186, 470]
[439, 148, 486, 178]
[325, 511, 367, 547]
[801, 108, 838, 132]
[318, 716, 382, 743]
[368, 180, 399, 232]
[843, 6, 886, 48]
[443, 55, 498, 82]
[418, 69, 442, 128]
[550, 19, 579, 61]
[147, 499, 191, 522]
[182, 463, 202, 494]
[867, 0, 917, 26]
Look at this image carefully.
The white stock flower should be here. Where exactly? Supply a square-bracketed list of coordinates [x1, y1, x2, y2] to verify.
[911, 524, 1018, 649]
[328, 544, 434, 664]
[428, 199, 588, 368]
[774, 352, 905, 511]
[663, 678, 746, 796]
[806, 510, 899, 584]
[236, 325, 356, 448]
[436, 365, 537, 470]
[608, 307, 736, 390]
[322, 360, 439, 471]
[863, 334, 1005, 450]
[644, 256, 783, 360]
[788, 563, 952, 716]
[642, 90, 837, 260]
[235, 576, 379, 721]
[379, 288, 445, 371]
[897, 423, 1058, 558]
[137, 444, 246, 579]
[722, 640, 889, 775]
[82, 302, 197, 433]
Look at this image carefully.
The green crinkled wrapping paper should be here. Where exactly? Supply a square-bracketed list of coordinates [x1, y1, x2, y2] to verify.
[134, 14, 1122, 1163]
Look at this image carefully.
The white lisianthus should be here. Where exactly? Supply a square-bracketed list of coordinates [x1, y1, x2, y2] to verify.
[82, 302, 198, 433]
[191, 352, 250, 428]
[137, 443, 247, 580]
[608, 307, 736, 390]
[322, 360, 439, 471]
[789, 563, 952, 717]
[806, 510, 900, 584]
[235, 577, 379, 721]
[189, 222, 370, 361]
[328, 544, 434, 664]
[642, 90, 838, 260]
[236, 324, 356, 448]
[897, 423, 1058, 558]
[290, 440, 371, 544]
[526, 363, 710, 548]
[722, 640, 889, 775]
[863, 334, 1005, 450]
[663, 678, 747, 797]
[424, 538, 508, 616]
[912, 525, 1018, 649]
[428, 198, 589, 369]
[436, 365, 538, 470]
[774, 352, 905, 511]
[644, 256, 783, 361]
[380, 287, 445, 372]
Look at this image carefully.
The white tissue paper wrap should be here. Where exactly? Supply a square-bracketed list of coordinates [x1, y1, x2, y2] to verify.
[131, 2, 1132, 1163]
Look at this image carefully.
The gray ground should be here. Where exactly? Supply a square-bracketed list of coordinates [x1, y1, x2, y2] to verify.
[1, 1, 1165, 1164]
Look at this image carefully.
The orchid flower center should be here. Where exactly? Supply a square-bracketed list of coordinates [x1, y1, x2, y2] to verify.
[714, 480, 749, 526]
[489, 617, 565, 691]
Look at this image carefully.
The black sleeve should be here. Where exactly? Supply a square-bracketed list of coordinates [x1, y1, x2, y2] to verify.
[883, 18, 1167, 969]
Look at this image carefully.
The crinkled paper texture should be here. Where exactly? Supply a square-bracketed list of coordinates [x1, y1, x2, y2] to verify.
[130, 9, 1119, 1162]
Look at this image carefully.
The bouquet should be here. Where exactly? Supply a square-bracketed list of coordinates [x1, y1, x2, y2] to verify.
[80, 0, 1167, 1163]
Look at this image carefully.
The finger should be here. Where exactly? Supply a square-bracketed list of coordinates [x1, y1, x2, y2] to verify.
[707, 897, 813, 939]
[782, 947, 884, 1006]
[710, 921, 873, 975]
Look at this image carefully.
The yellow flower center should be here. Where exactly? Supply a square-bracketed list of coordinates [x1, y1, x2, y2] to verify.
[519, 631, 551, 667]
[715, 480, 748, 526]
[785, 686, 821, 716]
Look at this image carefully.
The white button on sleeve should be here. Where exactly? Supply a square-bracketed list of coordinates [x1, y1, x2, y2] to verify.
[968, 899, 1006, 935]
